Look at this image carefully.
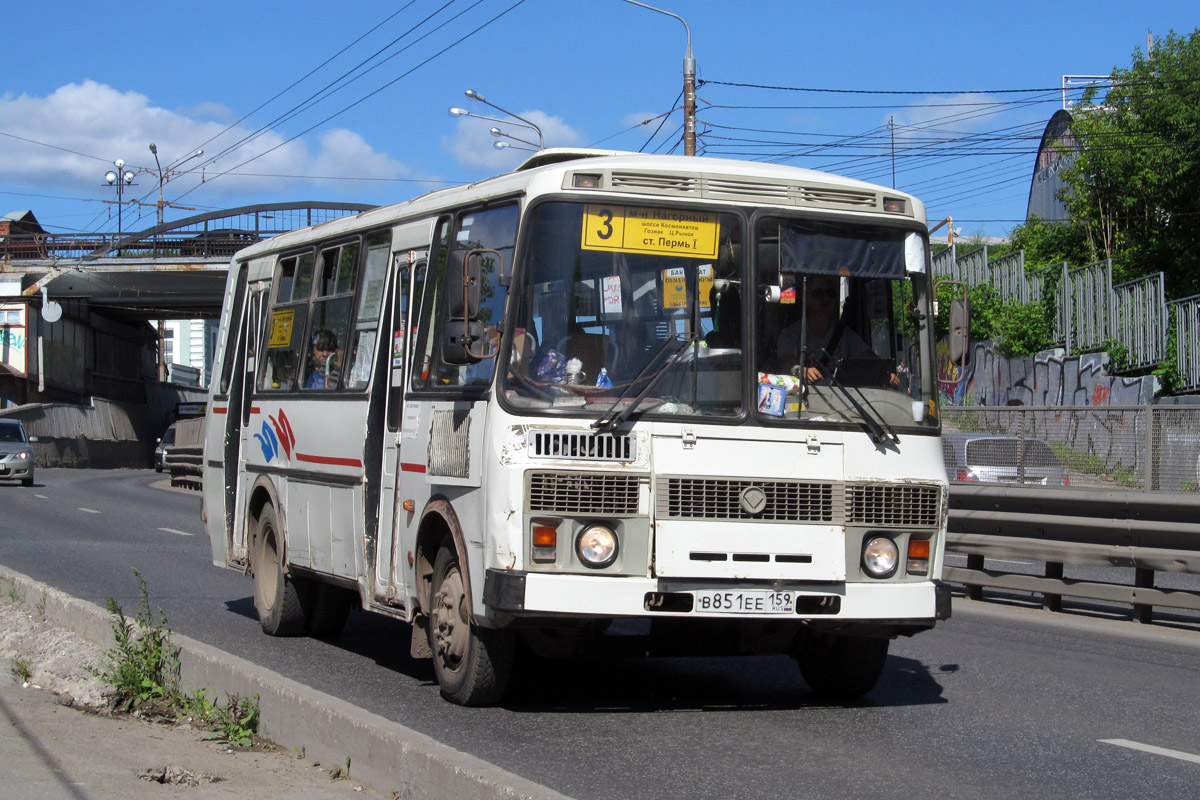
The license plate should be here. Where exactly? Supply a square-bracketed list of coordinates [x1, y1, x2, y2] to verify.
[692, 590, 794, 614]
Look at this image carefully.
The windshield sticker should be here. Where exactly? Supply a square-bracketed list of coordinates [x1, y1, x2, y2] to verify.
[699, 264, 713, 309]
[663, 267, 687, 309]
[581, 204, 720, 259]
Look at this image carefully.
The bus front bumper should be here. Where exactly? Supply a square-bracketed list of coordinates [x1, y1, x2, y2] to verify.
[484, 569, 951, 623]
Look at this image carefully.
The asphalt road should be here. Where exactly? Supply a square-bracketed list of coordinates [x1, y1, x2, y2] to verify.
[2, 468, 1198, 800]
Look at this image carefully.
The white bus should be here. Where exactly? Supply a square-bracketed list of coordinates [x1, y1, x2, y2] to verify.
[203, 149, 953, 705]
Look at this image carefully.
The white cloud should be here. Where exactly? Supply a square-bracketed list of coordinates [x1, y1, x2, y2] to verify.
[889, 93, 1005, 141]
[0, 81, 408, 205]
[443, 109, 584, 171]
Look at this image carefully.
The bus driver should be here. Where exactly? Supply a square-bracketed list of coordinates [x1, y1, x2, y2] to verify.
[776, 275, 869, 383]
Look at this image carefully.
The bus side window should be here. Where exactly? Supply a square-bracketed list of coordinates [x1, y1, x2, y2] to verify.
[345, 234, 390, 391]
[259, 252, 313, 392]
[415, 204, 517, 389]
[301, 243, 358, 391]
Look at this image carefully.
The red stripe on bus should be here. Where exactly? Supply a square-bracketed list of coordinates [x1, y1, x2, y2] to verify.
[295, 453, 363, 468]
[401, 462, 427, 473]
[213, 407, 228, 414]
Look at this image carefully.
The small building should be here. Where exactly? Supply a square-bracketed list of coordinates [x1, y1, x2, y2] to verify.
[0, 210, 48, 259]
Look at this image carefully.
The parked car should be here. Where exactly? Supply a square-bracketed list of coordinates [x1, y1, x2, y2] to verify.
[0, 418, 37, 487]
[154, 422, 177, 473]
[943, 432, 1069, 486]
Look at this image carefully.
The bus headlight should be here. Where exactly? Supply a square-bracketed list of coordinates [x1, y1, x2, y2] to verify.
[576, 525, 618, 569]
[862, 536, 898, 578]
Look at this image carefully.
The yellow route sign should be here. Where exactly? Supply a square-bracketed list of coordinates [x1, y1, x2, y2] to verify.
[581, 204, 719, 259]
[267, 309, 296, 348]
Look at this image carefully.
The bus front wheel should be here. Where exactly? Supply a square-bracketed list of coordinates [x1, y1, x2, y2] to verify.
[428, 546, 514, 706]
[794, 632, 889, 698]
[252, 505, 306, 636]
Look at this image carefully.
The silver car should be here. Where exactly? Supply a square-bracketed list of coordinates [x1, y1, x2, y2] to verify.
[154, 422, 177, 473]
[943, 432, 1069, 486]
[0, 419, 37, 487]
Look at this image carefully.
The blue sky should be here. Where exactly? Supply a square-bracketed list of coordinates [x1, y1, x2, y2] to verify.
[2, 1, 1196, 239]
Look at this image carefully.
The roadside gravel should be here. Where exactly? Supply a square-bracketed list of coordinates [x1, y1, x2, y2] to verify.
[0, 594, 387, 799]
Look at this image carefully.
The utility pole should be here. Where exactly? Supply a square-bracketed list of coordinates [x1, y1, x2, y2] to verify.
[619, 1, 696, 156]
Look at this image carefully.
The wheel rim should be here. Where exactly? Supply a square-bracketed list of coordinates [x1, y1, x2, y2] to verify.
[433, 562, 469, 674]
[259, 527, 280, 608]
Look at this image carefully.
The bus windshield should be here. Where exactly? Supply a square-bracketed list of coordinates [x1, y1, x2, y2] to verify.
[502, 201, 935, 432]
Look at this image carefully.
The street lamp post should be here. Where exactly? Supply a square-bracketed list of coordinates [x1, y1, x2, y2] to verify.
[146, 143, 203, 383]
[462, 90, 544, 149]
[618, 0, 696, 156]
[148, 143, 204, 230]
[103, 159, 136, 237]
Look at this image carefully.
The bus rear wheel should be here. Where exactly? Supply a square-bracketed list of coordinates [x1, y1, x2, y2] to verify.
[252, 505, 306, 636]
[794, 632, 889, 699]
[428, 546, 513, 706]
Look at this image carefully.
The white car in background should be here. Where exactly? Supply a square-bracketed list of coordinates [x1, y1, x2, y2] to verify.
[943, 432, 1070, 486]
[0, 418, 37, 487]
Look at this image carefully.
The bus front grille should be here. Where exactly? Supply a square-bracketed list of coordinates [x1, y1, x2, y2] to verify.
[528, 472, 642, 515]
[845, 483, 941, 527]
[657, 478, 838, 522]
[657, 478, 943, 527]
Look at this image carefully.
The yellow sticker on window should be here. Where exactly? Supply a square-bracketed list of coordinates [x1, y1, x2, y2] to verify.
[581, 205, 719, 259]
[267, 308, 296, 348]
[663, 267, 687, 309]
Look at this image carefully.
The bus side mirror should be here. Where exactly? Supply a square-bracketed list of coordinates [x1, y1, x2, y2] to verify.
[949, 297, 970, 364]
[446, 248, 501, 319]
[442, 320, 489, 365]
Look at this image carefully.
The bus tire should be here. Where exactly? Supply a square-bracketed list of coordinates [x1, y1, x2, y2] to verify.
[305, 583, 354, 638]
[428, 546, 514, 706]
[252, 505, 306, 636]
[794, 632, 889, 699]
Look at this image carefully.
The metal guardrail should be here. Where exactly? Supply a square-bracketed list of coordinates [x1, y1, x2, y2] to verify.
[945, 484, 1200, 622]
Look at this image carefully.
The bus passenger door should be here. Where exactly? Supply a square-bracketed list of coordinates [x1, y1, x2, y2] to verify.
[229, 284, 267, 563]
[375, 254, 420, 605]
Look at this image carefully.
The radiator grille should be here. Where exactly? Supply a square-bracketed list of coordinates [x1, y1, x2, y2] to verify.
[656, 478, 942, 526]
[528, 430, 636, 461]
[657, 478, 837, 522]
[528, 472, 642, 515]
[845, 483, 941, 527]
[428, 409, 469, 478]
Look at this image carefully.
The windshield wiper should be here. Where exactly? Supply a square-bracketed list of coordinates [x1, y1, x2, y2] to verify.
[810, 355, 899, 447]
[592, 333, 698, 431]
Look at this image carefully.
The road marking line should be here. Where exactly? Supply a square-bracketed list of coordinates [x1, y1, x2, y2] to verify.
[35, 494, 48, 499]
[78, 508, 100, 514]
[158, 528, 194, 537]
[1099, 739, 1200, 765]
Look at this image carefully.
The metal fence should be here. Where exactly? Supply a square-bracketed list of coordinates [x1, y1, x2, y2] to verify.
[942, 404, 1200, 493]
[932, 244, 1182, 388]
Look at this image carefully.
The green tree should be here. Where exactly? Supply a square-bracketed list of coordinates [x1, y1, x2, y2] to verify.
[1061, 29, 1200, 296]
[1007, 215, 1091, 270]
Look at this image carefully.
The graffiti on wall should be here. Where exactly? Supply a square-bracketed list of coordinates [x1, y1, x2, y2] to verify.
[938, 340, 1155, 408]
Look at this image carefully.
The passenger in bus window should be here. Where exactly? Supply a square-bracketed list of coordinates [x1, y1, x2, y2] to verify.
[305, 329, 339, 389]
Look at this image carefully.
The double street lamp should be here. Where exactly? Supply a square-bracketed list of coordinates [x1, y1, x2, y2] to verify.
[103, 160, 136, 236]
[449, 89, 545, 151]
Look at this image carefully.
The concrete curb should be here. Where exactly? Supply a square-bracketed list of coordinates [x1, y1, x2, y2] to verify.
[0, 564, 572, 800]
